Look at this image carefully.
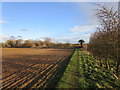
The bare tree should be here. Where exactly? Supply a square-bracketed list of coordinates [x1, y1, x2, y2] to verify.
[23, 40, 34, 48]
[15, 39, 23, 48]
[6, 40, 15, 48]
[44, 37, 51, 48]
[88, 4, 120, 76]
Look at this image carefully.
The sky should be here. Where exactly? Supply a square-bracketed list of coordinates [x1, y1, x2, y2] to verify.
[0, 2, 118, 43]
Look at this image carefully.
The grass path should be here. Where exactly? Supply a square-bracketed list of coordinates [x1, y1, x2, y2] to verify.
[56, 49, 80, 88]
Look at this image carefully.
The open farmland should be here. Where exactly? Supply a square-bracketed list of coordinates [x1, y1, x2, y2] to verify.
[2, 48, 74, 88]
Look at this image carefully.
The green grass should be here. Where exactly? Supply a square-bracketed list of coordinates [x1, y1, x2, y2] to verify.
[56, 49, 80, 88]
[56, 49, 120, 88]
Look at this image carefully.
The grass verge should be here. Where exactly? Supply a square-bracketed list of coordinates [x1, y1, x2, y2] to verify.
[56, 49, 120, 88]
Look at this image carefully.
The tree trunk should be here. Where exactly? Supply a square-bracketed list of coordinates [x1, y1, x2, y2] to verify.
[116, 60, 120, 77]
[105, 59, 108, 69]
[80, 43, 83, 48]
[99, 58, 103, 67]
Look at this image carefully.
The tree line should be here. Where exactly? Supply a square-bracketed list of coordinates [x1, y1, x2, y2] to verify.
[0, 37, 76, 48]
[88, 4, 120, 76]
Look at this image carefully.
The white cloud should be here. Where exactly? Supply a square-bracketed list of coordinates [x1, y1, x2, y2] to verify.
[75, 2, 99, 25]
[62, 24, 97, 43]
[58, 24, 98, 43]
[83, 33, 91, 38]
[53, 33, 91, 43]
[52, 37, 80, 43]
[82, 33, 91, 42]
[76, 2, 118, 26]
[0, 20, 9, 23]
[71, 25, 98, 34]
[0, 34, 10, 42]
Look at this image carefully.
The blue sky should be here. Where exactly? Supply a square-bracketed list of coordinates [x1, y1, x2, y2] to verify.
[0, 2, 118, 43]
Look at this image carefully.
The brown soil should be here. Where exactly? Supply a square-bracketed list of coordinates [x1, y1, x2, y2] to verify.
[2, 48, 74, 88]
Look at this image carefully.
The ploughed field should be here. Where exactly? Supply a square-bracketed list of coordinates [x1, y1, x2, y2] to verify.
[2, 48, 74, 88]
